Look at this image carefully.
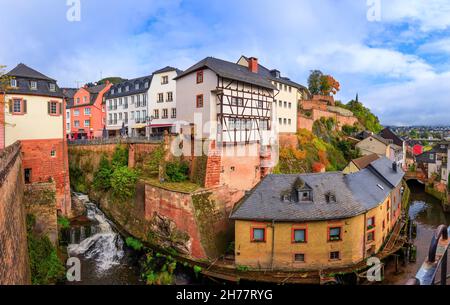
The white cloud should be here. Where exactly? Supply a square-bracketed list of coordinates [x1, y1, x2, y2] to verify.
[419, 38, 450, 54]
[383, 0, 450, 31]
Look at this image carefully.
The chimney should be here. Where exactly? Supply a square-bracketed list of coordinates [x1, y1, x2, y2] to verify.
[248, 57, 258, 73]
[392, 162, 397, 172]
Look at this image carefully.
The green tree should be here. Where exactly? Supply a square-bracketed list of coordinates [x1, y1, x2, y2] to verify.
[111, 145, 128, 168]
[110, 166, 138, 201]
[93, 155, 113, 191]
[308, 70, 324, 95]
[342, 99, 383, 133]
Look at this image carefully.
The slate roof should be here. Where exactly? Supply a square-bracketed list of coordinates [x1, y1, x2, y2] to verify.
[7, 63, 55, 81]
[416, 151, 436, 164]
[152, 66, 183, 75]
[230, 157, 404, 222]
[380, 128, 404, 147]
[352, 153, 380, 170]
[61, 88, 77, 108]
[6, 63, 63, 98]
[239, 55, 308, 92]
[357, 131, 392, 146]
[367, 157, 405, 188]
[104, 75, 152, 99]
[174, 57, 277, 90]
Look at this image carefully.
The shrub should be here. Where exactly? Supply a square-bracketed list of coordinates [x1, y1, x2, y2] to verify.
[126, 237, 144, 251]
[143, 145, 165, 177]
[110, 166, 138, 200]
[93, 155, 113, 191]
[165, 161, 189, 182]
[111, 145, 128, 168]
[57, 216, 70, 230]
[27, 214, 65, 285]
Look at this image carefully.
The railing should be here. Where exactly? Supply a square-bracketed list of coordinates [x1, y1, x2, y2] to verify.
[407, 224, 450, 285]
[68, 134, 164, 145]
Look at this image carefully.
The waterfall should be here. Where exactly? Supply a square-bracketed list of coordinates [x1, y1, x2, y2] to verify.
[67, 194, 125, 272]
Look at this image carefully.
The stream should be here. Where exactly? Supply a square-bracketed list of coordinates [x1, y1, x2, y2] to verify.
[64, 193, 143, 285]
[383, 180, 450, 284]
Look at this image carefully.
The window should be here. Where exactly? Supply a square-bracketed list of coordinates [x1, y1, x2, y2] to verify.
[131, 96, 135, 104]
[237, 98, 244, 106]
[288, 119, 291, 125]
[294, 253, 305, 262]
[284, 101, 287, 108]
[161, 75, 168, 84]
[13, 99, 22, 113]
[108, 114, 112, 124]
[118, 87, 122, 93]
[196, 70, 203, 83]
[167, 92, 173, 102]
[251, 227, 266, 242]
[142, 94, 147, 106]
[113, 113, 117, 124]
[136, 95, 141, 107]
[76, 97, 80, 104]
[288, 102, 292, 108]
[330, 251, 340, 260]
[50, 149, 56, 157]
[279, 101, 282, 107]
[367, 217, 375, 230]
[74, 109, 79, 116]
[157, 93, 164, 102]
[292, 228, 307, 243]
[153, 109, 159, 119]
[119, 113, 122, 120]
[279, 118, 282, 124]
[84, 119, 90, 127]
[328, 227, 341, 241]
[196, 94, 203, 108]
[125, 86, 129, 92]
[289, 86, 292, 93]
[162, 108, 168, 119]
[171, 108, 176, 118]
[119, 98, 122, 106]
[74, 120, 80, 127]
[24, 168, 32, 184]
[84, 108, 91, 115]
[283, 118, 287, 125]
[66, 122, 70, 130]
[49, 101, 58, 115]
[367, 231, 375, 242]
[10, 79, 17, 87]
[136, 111, 141, 122]
[111, 89, 115, 94]
[258, 101, 263, 108]
[142, 110, 146, 120]
[124, 112, 128, 123]
[144, 82, 149, 88]
[83, 96, 87, 103]
[135, 83, 139, 90]
[30, 81, 37, 90]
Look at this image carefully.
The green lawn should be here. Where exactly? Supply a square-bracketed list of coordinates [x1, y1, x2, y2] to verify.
[143, 177, 201, 193]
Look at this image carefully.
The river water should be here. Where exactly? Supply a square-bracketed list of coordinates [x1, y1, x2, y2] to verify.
[383, 180, 450, 285]
[64, 193, 143, 285]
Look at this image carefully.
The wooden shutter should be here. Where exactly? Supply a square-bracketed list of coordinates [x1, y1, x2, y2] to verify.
[47, 101, 51, 114]
[23, 100, 27, 113]
[8, 99, 13, 113]
[58, 102, 62, 115]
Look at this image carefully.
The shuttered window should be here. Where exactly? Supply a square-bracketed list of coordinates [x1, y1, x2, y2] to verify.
[10, 99, 26, 114]
[48, 101, 61, 115]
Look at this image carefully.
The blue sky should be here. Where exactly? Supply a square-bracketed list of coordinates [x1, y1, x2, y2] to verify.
[1, 0, 450, 126]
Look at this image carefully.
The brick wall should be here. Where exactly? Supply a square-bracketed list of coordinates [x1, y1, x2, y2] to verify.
[297, 109, 358, 132]
[0, 142, 31, 284]
[297, 115, 314, 132]
[144, 183, 244, 259]
[24, 182, 58, 244]
[0, 94, 4, 150]
[21, 139, 71, 215]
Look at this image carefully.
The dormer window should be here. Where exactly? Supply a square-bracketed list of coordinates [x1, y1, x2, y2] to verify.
[118, 87, 122, 93]
[10, 79, 17, 88]
[282, 194, 291, 202]
[145, 82, 149, 88]
[30, 81, 37, 90]
[126, 86, 129, 92]
[135, 83, 139, 90]
[325, 192, 336, 203]
[161, 76, 168, 85]
[111, 89, 115, 94]
[49, 83, 56, 92]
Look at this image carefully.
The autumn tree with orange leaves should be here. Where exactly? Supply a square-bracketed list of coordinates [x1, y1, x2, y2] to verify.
[307, 70, 340, 96]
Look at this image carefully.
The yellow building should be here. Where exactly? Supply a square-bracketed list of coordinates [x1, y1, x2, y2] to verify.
[355, 132, 392, 158]
[230, 157, 404, 270]
[343, 153, 379, 174]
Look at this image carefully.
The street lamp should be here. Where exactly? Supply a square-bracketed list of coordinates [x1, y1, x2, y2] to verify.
[146, 115, 154, 140]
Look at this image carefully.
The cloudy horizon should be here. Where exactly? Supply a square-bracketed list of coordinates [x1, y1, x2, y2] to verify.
[1, 0, 449, 126]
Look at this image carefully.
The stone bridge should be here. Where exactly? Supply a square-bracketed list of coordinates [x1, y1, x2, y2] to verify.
[404, 170, 427, 183]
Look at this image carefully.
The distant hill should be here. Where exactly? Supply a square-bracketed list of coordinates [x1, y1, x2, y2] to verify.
[97, 77, 126, 85]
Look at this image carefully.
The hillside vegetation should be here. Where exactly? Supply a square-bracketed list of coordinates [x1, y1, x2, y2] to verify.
[336, 99, 383, 133]
[274, 117, 360, 174]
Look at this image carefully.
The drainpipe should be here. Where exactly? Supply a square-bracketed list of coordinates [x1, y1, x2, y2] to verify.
[363, 213, 367, 260]
[270, 220, 275, 270]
